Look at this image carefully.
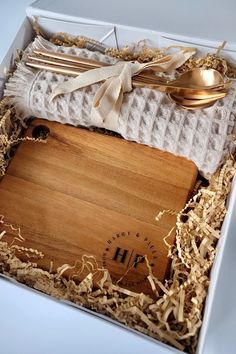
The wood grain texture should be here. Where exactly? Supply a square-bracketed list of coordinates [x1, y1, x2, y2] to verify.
[0, 119, 197, 295]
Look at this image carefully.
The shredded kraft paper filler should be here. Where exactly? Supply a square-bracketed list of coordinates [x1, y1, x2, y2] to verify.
[1, 31, 236, 353]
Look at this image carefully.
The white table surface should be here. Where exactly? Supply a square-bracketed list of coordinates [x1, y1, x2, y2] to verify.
[0, 2, 174, 354]
[0, 277, 175, 354]
[0, 0, 32, 62]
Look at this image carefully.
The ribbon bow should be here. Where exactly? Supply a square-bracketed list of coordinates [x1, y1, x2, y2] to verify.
[50, 46, 196, 131]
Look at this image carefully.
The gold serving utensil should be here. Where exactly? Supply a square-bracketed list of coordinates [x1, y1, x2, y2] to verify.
[168, 89, 227, 101]
[167, 93, 217, 109]
[26, 50, 231, 109]
[134, 81, 228, 98]
[26, 61, 229, 101]
[169, 93, 219, 106]
[167, 89, 227, 100]
[172, 68, 225, 86]
[30, 50, 161, 84]
[26, 61, 165, 88]
[29, 50, 230, 90]
[166, 68, 230, 108]
[167, 92, 223, 109]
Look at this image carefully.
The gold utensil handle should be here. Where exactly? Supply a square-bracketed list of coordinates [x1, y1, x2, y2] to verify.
[25, 61, 228, 101]
[32, 50, 161, 84]
[29, 50, 231, 93]
[131, 81, 227, 97]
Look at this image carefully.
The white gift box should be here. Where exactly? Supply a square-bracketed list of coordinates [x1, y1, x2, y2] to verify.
[0, 1, 236, 353]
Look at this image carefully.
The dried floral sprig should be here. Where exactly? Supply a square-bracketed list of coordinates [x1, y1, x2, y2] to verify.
[105, 41, 166, 63]
[50, 32, 88, 48]
[0, 100, 21, 176]
[48, 32, 236, 77]
[50, 32, 106, 53]
[0, 98, 45, 177]
[178, 53, 228, 76]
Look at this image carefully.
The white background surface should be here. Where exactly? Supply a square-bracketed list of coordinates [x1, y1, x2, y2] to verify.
[0, 278, 175, 354]
[0, 0, 32, 62]
[31, 0, 236, 44]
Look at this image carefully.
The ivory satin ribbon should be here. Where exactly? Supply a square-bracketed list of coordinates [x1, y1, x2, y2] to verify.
[50, 47, 196, 131]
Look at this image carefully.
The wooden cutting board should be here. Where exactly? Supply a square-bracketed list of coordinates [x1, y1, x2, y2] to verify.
[0, 119, 197, 295]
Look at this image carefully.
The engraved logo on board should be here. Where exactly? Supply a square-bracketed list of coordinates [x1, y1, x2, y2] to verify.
[102, 231, 158, 287]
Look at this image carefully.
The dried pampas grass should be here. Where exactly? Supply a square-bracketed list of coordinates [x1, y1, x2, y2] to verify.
[0, 98, 22, 176]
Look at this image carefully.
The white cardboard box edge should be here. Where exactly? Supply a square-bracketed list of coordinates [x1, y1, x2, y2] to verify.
[0, 4, 236, 353]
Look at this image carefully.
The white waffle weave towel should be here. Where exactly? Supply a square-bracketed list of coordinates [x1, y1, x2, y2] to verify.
[4, 36, 236, 176]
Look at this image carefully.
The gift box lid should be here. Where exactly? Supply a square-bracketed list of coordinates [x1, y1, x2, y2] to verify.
[28, 0, 236, 49]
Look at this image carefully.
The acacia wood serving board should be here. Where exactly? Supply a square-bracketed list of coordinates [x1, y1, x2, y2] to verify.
[0, 119, 197, 295]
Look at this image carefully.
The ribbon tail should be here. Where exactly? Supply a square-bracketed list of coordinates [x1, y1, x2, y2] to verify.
[141, 47, 196, 73]
[49, 63, 126, 101]
[91, 77, 123, 130]
[106, 90, 124, 131]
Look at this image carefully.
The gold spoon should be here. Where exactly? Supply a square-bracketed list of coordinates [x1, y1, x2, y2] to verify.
[26, 51, 230, 108]
[29, 51, 230, 92]
[169, 93, 219, 106]
[167, 68, 230, 108]
[170, 89, 226, 103]
[27, 60, 229, 101]
[167, 93, 218, 109]
[172, 68, 226, 87]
